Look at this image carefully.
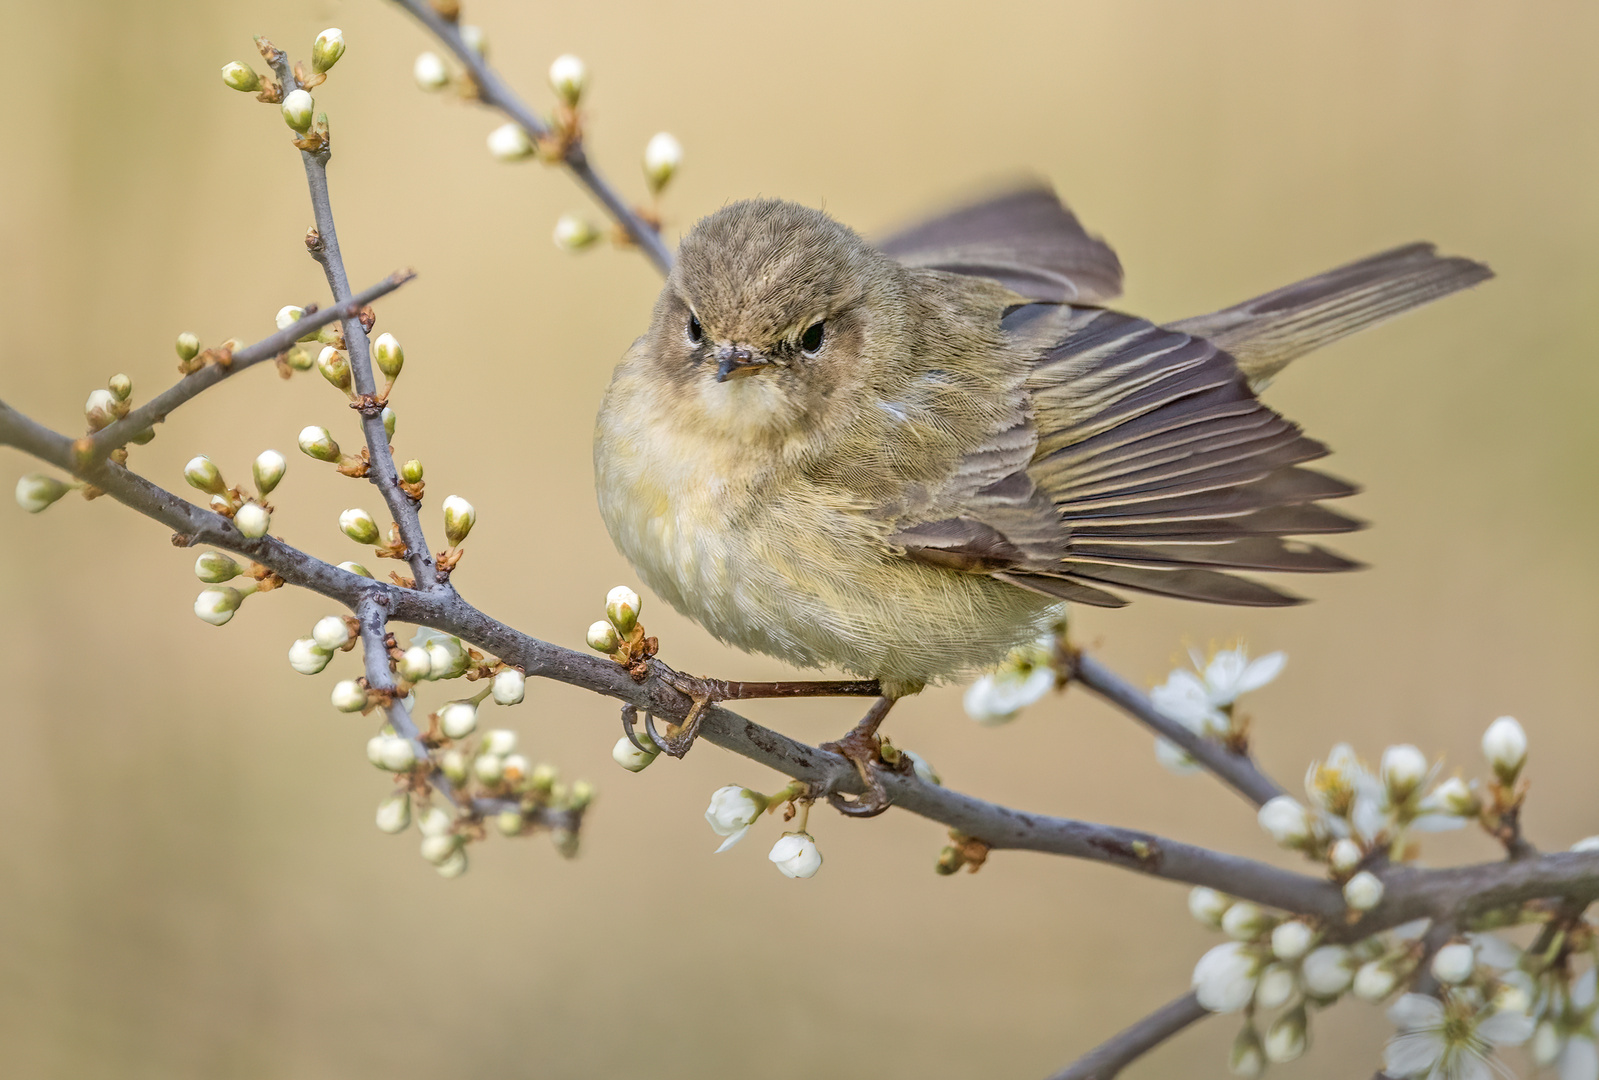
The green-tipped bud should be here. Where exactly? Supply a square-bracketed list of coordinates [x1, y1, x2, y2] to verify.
[286, 343, 316, 371]
[316, 322, 344, 348]
[1230, 1023, 1266, 1079]
[233, 502, 271, 539]
[282, 89, 315, 133]
[84, 388, 117, 430]
[442, 495, 475, 546]
[400, 459, 424, 484]
[439, 702, 478, 739]
[484, 728, 518, 756]
[605, 585, 640, 635]
[331, 679, 368, 713]
[339, 508, 380, 545]
[15, 474, 72, 513]
[381, 407, 396, 440]
[275, 305, 305, 331]
[372, 333, 403, 378]
[194, 551, 241, 582]
[548, 53, 587, 106]
[473, 753, 504, 785]
[375, 792, 410, 834]
[252, 449, 286, 496]
[194, 586, 244, 626]
[586, 620, 620, 653]
[312, 28, 346, 74]
[221, 61, 261, 93]
[642, 132, 682, 194]
[425, 636, 469, 680]
[612, 735, 657, 772]
[297, 425, 341, 462]
[398, 645, 432, 682]
[316, 346, 352, 392]
[175, 332, 201, 362]
[487, 122, 534, 162]
[183, 455, 227, 497]
[413, 51, 449, 91]
[439, 748, 468, 786]
[528, 762, 557, 792]
[459, 24, 487, 56]
[338, 560, 374, 578]
[568, 779, 595, 810]
[288, 636, 333, 675]
[108, 373, 132, 402]
[494, 810, 524, 837]
[553, 213, 601, 251]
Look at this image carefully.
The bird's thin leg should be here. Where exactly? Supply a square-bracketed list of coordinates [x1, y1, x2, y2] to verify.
[820, 696, 904, 819]
[645, 669, 882, 759]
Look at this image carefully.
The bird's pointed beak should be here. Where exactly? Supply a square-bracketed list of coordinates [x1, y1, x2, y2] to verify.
[714, 344, 772, 382]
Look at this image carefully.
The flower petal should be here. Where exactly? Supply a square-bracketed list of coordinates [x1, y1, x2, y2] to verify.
[1559, 1036, 1599, 1080]
[714, 824, 751, 853]
[1389, 993, 1447, 1030]
[1573, 967, 1598, 1011]
[1384, 1030, 1444, 1076]
[1236, 651, 1287, 694]
[1478, 1010, 1535, 1047]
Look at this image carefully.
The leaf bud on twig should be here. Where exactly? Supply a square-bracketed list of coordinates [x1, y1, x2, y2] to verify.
[400, 459, 424, 484]
[107, 373, 132, 402]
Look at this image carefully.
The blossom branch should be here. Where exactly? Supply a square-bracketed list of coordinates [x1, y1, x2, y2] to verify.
[1046, 991, 1209, 1080]
[385, 0, 675, 273]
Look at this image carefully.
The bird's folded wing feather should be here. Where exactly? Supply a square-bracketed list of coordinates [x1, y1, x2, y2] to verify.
[876, 180, 1124, 306]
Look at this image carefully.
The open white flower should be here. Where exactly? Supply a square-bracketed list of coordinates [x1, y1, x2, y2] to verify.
[1189, 645, 1286, 708]
[963, 635, 1056, 725]
[1383, 993, 1533, 1079]
[705, 786, 768, 852]
[768, 832, 822, 878]
[1192, 941, 1264, 1013]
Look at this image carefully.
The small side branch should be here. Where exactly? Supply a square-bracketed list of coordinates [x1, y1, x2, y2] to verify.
[1046, 991, 1210, 1080]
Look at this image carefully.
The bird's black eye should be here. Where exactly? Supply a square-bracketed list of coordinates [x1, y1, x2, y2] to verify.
[686, 314, 703, 346]
[800, 320, 825, 356]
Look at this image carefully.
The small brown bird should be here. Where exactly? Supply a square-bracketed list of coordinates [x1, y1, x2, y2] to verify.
[594, 182, 1489, 809]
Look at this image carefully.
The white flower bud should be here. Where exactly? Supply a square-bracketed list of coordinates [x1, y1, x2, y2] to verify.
[491, 668, 525, 705]
[221, 61, 261, 93]
[288, 637, 333, 675]
[1192, 942, 1262, 1013]
[107, 373, 132, 401]
[413, 52, 449, 91]
[435, 848, 468, 878]
[568, 779, 595, 809]
[1418, 776, 1480, 818]
[587, 620, 621, 652]
[339, 508, 380, 545]
[286, 344, 315, 370]
[298, 425, 341, 462]
[1263, 1005, 1307, 1064]
[1381, 744, 1429, 802]
[642, 132, 681, 193]
[175, 332, 201, 361]
[487, 123, 534, 161]
[372, 333, 403, 379]
[194, 585, 243, 626]
[1257, 794, 1315, 848]
[1430, 942, 1475, 985]
[1328, 837, 1363, 875]
[905, 750, 941, 786]
[605, 585, 641, 634]
[84, 388, 118, 429]
[439, 748, 468, 786]
[483, 729, 518, 756]
[1188, 886, 1233, 928]
[1255, 963, 1297, 1010]
[251, 449, 286, 496]
[440, 702, 478, 739]
[398, 646, 432, 682]
[552, 213, 600, 251]
[495, 809, 525, 836]
[1482, 716, 1527, 784]
[317, 346, 352, 392]
[330, 679, 367, 713]
[1343, 870, 1385, 911]
[194, 551, 240, 582]
[1222, 901, 1274, 941]
[1271, 920, 1315, 961]
[612, 735, 657, 772]
[1229, 1024, 1265, 1080]
[311, 615, 352, 652]
[502, 753, 529, 783]
[473, 753, 504, 785]
[281, 88, 315, 133]
[705, 786, 769, 852]
[548, 53, 587, 105]
[183, 455, 227, 496]
[378, 736, 417, 772]
[1352, 960, 1398, 1002]
[425, 636, 468, 679]
[458, 24, 486, 56]
[234, 502, 271, 539]
[400, 459, 424, 484]
[417, 806, 452, 837]
[365, 734, 386, 767]
[275, 305, 305, 331]
[311, 28, 346, 74]
[1301, 945, 1354, 998]
[15, 474, 72, 513]
[315, 323, 343, 347]
[381, 407, 396, 440]
[375, 792, 410, 834]
[442, 495, 475, 546]
[338, 561, 374, 579]
[768, 831, 822, 879]
[420, 833, 459, 865]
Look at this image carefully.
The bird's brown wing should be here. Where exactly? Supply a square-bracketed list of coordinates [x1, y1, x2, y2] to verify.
[876, 180, 1124, 305]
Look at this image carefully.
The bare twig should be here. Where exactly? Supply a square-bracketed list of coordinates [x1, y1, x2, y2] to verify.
[1046, 991, 1210, 1080]
[385, 0, 675, 274]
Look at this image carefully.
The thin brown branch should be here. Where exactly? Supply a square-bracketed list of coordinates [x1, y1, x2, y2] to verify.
[1045, 991, 1210, 1080]
[385, 0, 675, 274]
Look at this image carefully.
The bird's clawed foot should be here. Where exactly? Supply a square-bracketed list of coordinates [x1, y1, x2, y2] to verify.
[645, 669, 732, 758]
[820, 697, 905, 818]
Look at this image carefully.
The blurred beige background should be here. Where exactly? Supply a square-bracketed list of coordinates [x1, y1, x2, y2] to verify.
[2, 1, 1596, 1077]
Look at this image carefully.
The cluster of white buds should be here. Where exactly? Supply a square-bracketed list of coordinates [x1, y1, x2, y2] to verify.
[366, 728, 418, 773]
[642, 132, 682, 194]
[417, 805, 467, 877]
[83, 372, 134, 432]
[1149, 645, 1284, 773]
[768, 832, 823, 879]
[286, 614, 356, 676]
[182, 451, 279, 537]
[963, 628, 1062, 725]
[701, 782, 820, 877]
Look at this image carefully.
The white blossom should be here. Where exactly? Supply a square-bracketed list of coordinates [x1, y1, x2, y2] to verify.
[442, 495, 475, 546]
[768, 832, 822, 878]
[483, 729, 517, 756]
[964, 635, 1057, 725]
[1383, 993, 1534, 1079]
[1258, 795, 1315, 847]
[311, 27, 345, 74]
[1482, 716, 1527, 784]
[398, 646, 431, 682]
[377, 736, 416, 772]
[1329, 837, 1363, 874]
[905, 750, 941, 786]
[281, 88, 314, 133]
[547, 53, 587, 105]
[605, 585, 641, 634]
[1354, 961, 1399, 1003]
[1230, 1024, 1265, 1079]
[473, 753, 504, 785]
[705, 786, 768, 852]
[642, 132, 682, 192]
[1222, 901, 1274, 941]
[1189, 645, 1286, 708]
[1192, 942, 1262, 1013]
[491, 668, 525, 705]
[1381, 744, 1429, 802]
